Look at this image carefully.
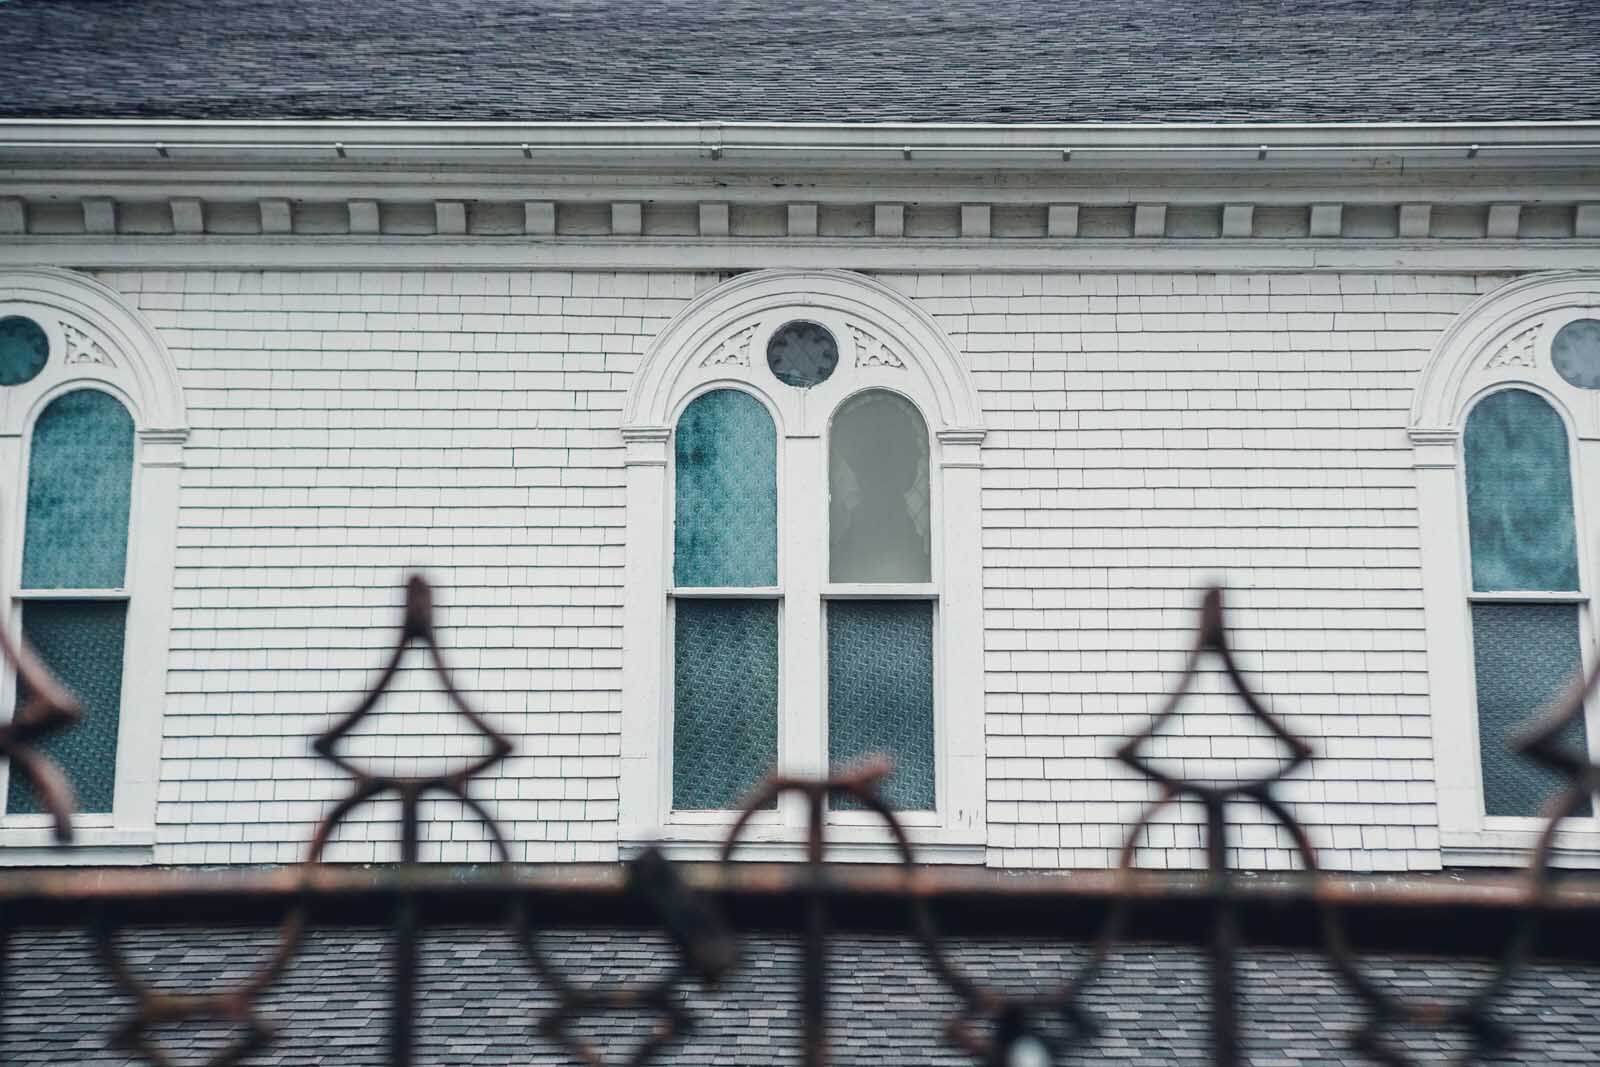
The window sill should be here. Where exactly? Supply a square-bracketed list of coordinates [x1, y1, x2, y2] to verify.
[622, 822, 986, 865]
[0, 823, 155, 866]
[1441, 825, 1600, 869]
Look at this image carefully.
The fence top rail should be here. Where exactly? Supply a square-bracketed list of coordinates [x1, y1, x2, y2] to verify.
[3, 861, 1598, 909]
[4, 862, 1600, 962]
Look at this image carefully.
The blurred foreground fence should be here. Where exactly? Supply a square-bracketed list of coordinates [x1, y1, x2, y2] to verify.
[3, 577, 1600, 1067]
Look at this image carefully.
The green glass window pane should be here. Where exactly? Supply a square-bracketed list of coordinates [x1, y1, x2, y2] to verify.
[673, 389, 777, 588]
[1463, 389, 1579, 593]
[830, 390, 931, 583]
[1472, 602, 1591, 818]
[672, 599, 779, 810]
[21, 389, 135, 590]
[7, 599, 126, 815]
[827, 600, 935, 811]
[0, 315, 49, 386]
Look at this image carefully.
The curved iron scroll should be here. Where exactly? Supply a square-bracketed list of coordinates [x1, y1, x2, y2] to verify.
[0, 615, 82, 842]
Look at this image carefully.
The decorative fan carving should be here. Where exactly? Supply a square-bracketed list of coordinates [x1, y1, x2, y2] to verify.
[700, 324, 758, 368]
[1484, 325, 1538, 370]
[847, 323, 906, 369]
[62, 322, 115, 366]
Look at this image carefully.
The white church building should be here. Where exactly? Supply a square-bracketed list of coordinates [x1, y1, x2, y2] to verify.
[2, 0, 1600, 879]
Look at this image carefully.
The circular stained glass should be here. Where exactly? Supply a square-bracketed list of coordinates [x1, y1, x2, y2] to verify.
[767, 320, 838, 388]
[1553, 318, 1600, 389]
[0, 316, 48, 386]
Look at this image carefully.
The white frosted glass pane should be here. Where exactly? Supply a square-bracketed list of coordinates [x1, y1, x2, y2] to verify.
[829, 390, 930, 583]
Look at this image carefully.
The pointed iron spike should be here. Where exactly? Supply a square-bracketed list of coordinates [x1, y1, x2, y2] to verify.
[402, 575, 434, 637]
[1199, 587, 1227, 647]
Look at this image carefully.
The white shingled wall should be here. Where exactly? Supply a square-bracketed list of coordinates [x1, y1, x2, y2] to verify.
[96, 267, 1502, 871]
[102, 268, 720, 865]
[875, 270, 1508, 873]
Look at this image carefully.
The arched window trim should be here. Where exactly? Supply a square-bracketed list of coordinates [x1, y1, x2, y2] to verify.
[1410, 270, 1600, 868]
[622, 269, 986, 862]
[0, 268, 187, 866]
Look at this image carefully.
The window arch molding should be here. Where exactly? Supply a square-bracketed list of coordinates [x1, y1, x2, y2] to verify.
[1410, 269, 1600, 867]
[624, 269, 985, 433]
[0, 267, 188, 865]
[0, 267, 187, 438]
[621, 269, 986, 861]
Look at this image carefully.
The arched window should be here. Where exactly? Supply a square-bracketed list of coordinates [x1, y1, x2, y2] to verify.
[828, 389, 935, 811]
[671, 388, 779, 809]
[1410, 271, 1600, 865]
[9, 389, 136, 815]
[1461, 389, 1588, 819]
[620, 270, 986, 860]
[0, 268, 187, 864]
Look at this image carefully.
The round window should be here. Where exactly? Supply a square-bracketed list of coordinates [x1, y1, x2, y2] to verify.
[766, 320, 838, 388]
[1553, 318, 1600, 389]
[0, 315, 48, 386]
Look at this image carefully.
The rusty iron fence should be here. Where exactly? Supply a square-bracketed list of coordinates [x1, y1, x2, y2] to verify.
[2, 577, 1600, 1067]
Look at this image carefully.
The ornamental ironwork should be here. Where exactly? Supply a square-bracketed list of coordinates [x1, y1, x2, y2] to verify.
[1, 577, 1597, 1067]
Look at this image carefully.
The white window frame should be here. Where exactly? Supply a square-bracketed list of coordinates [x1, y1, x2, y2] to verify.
[620, 269, 986, 862]
[0, 268, 187, 865]
[1411, 270, 1600, 867]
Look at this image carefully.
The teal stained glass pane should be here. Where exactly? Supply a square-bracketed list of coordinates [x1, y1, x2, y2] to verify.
[1464, 389, 1579, 593]
[7, 599, 126, 815]
[672, 599, 779, 810]
[827, 600, 935, 811]
[0, 316, 49, 386]
[1472, 602, 1591, 818]
[21, 390, 135, 590]
[673, 390, 777, 588]
[830, 390, 931, 583]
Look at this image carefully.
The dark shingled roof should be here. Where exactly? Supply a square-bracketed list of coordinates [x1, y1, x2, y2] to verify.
[0, 0, 1598, 124]
[5, 927, 1600, 1064]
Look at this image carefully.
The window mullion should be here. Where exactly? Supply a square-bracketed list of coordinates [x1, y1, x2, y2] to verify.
[779, 432, 826, 825]
[1578, 434, 1600, 817]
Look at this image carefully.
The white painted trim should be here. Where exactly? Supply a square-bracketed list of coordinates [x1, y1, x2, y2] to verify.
[670, 587, 784, 598]
[0, 815, 154, 865]
[2, 119, 1598, 172]
[620, 270, 986, 856]
[1412, 271, 1600, 432]
[10, 588, 131, 600]
[1411, 271, 1600, 862]
[823, 583, 939, 599]
[1443, 826, 1600, 870]
[6, 174, 1596, 208]
[624, 269, 982, 429]
[0, 268, 187, 436]
[0, 269, 186, 863]
[7, 238, 1600, 275]
[1466, 590, 1587, 602]
[620, 837, 986, 865]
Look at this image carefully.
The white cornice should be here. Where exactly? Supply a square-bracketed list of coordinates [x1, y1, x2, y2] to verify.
[3, 236, 1600, 274]
[2, 120, 1595, 269]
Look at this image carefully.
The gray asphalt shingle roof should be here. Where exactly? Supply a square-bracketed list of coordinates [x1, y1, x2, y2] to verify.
[5, 926, 1600, 1065]
[0, 0, 1597, 124]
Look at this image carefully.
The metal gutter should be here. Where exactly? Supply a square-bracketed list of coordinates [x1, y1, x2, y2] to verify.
[3, 119, 1599, 169]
